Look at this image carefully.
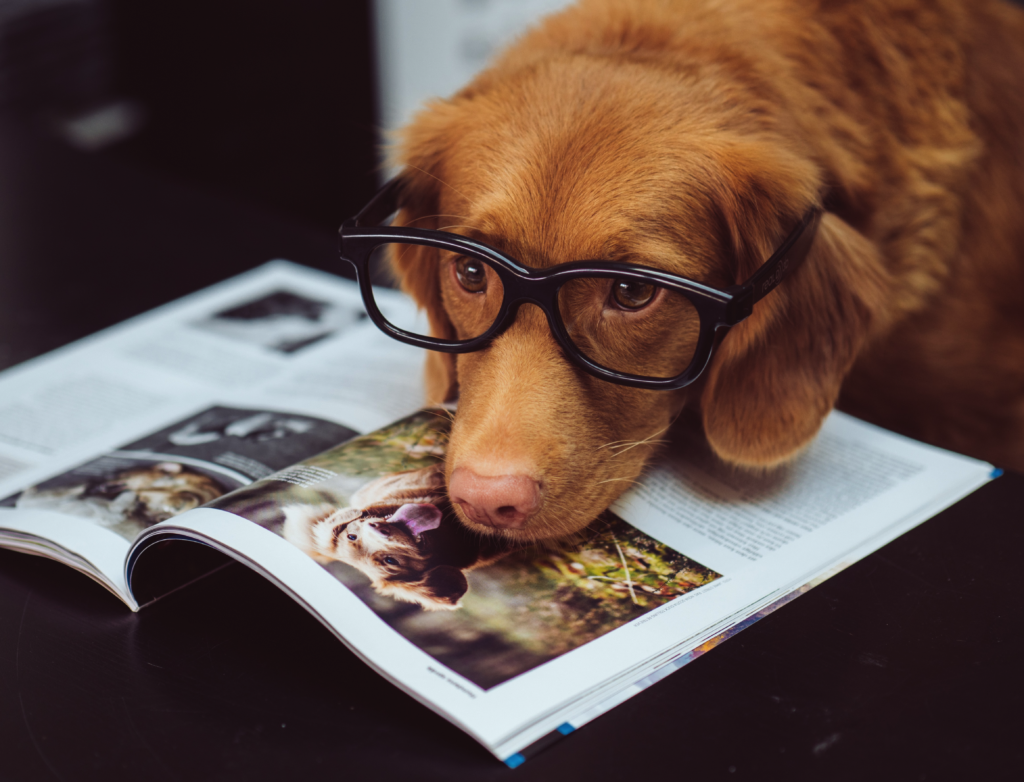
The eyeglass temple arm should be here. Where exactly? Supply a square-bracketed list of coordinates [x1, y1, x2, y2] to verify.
[738, 207, 823, 312]
[346, 176, 404, 229]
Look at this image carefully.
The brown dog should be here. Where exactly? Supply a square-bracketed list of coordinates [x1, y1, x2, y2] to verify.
[384, 0, 1024, 543]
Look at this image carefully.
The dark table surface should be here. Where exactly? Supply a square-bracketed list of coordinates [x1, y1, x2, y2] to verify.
[1, 117, 1022, 782]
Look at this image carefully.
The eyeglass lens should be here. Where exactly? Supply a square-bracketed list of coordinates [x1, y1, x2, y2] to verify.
[367, 243, 701, 380]
[556, 279, 700, 379]
[369, 243, 505, 341]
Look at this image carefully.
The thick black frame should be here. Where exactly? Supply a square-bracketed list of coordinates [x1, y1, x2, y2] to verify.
[339, 177, 822, 390]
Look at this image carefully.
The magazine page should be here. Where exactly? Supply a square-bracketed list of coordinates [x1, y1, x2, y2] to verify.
[0, 261, 427, 604]
[501, 413, 995, 759]
[0, 402, 363, 606]
[122, 408, 994, 761]
[524, 411, 998, 758]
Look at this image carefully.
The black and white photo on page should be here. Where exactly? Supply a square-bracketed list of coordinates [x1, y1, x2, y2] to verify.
[1, 406, 358, 541]
[190, 289, 367, 355]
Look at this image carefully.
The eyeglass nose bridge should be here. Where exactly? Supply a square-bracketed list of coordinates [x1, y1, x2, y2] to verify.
[487, 289, 562, 341]
[480, 284, 585, 374]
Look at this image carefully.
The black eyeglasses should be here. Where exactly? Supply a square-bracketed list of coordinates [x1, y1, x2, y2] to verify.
[339, 177, 822, 390]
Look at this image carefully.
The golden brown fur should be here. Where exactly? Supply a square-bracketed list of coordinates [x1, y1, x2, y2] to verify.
[387, 0, 1024, 542]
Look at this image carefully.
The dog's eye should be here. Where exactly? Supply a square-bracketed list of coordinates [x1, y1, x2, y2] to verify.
[347, 534, 358, 541]
[383, 556, 399, 566]
[454, 257, 487, 293]
[611, 279, 656, 310]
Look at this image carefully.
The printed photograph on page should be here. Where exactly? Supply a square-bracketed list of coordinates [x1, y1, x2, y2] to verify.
[0, 406, 357, 541]
[206, 410, 722, 690]
[190, 289, 366, 355]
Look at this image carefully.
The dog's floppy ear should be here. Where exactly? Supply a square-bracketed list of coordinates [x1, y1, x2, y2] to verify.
[701, 212, 892, 467]
[416, 565, 470, 610]
[378, 565, 469, 611]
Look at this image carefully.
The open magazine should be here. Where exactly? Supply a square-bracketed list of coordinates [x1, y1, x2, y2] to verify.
[0, 262, 997, 765]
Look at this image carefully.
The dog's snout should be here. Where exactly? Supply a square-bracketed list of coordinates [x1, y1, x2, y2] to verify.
[449, 468, 541, 530]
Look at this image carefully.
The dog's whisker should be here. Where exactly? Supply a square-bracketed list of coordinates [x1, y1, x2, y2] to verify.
[423, 408, 457, 425]
[607, 425, 672, 458]
[401, 162, 472, 202]
[601, 442, 640, 454]
[637, 423, 671, 444]
[607, 438, 669, 450]
[594, 477, 641, 486]
[608, 439, 669, 457]
[403, 213, 470, 227]
[600, 425, 671, 455]
[596, 439, 635, 450]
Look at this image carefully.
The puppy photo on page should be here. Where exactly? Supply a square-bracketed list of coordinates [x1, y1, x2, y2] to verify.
[211, 411, 722, 689]
[339, 0, 1024, 544]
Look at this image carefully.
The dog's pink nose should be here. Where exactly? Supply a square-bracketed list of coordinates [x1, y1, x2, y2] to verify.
[449, 467, 541, 530]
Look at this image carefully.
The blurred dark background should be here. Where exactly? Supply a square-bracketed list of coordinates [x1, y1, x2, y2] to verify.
[6, 0, 1023, 235]
[1, 0, 379, 231]
[0, 0, 380, 372]
[109, 0, 379, 230]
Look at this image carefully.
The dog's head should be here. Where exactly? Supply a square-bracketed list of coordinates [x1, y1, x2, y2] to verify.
[387, 10, 891, 543]
[283, 500, 469, 610]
